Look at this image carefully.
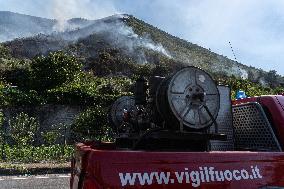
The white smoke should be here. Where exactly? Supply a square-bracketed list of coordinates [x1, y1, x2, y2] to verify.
[51, 0, 72, 32]
[231, 66, 248, 79]
[104, 22, 171, 58]
[209, 61, 249, 80]
[141, 34, 171, 57]
[258, 77, 269, 87]
[51, 0, 118, 31]
[72, 17, 172, 59]
[49, 0, 171, 60]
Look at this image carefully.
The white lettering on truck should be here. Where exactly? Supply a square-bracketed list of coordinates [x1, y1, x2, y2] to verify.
[119, 165, 263, 187]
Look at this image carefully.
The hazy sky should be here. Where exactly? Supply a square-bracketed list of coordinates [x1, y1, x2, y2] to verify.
[1, 0, 284, 74]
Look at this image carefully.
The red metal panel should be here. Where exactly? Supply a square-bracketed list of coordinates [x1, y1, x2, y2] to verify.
[71, 142, 284, 189]
[232, 97, 259, 105]
[259, 96, 284, 146]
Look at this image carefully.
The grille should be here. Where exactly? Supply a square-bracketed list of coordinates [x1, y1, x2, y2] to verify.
[232, 102, 281, 151]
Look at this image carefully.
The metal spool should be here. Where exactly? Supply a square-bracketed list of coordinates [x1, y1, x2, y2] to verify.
[109, 96, 135, 129]
[157, 67, 220, 130]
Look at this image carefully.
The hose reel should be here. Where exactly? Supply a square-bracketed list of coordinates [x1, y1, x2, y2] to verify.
[158, 67, 220, 131]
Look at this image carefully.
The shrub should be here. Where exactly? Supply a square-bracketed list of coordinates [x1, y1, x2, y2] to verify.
[0, 44, 10, 59]
[46, 73, 132, 105]
[1, 144, 73, 163]
[216, 76, 284, 99]
[9, 112, 39, 146]
[71, 106, 113, 141]
[0, 85, 44, 106]
[31, 51, 82, 91]
[41, 123, 67, 145]
[0, 111, 4, 144]
[2, 67, 31, 89]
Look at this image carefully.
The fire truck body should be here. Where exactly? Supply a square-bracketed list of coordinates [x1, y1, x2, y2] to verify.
[70, 67, 284, 189]
[71, 145, 284, 189]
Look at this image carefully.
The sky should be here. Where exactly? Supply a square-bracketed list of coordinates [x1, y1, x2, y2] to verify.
[1, 0, 284, 74]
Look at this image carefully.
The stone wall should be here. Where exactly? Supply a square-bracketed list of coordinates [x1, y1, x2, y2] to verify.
[1, 104, 85, 145]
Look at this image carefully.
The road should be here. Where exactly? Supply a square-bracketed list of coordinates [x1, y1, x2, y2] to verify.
[0, 174, 70, 189]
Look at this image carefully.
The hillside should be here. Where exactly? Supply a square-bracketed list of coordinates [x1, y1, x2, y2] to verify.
[0, 11, 55, 42]
[1, 12, 283, 87]
[0, 11, 94, 42]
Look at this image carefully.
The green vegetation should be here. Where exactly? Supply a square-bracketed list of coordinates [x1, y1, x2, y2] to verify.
[0, 49, 132, 163]
[0, 45, 283, 112]
[0, 45, 283, 109]
[0, 112, 72, 163]
[1, 144, 73, 163]
[41, 123, 67, 146]
[31, 51, 82, 91]
[71, 106, 112, 142]
[0, 49, 133, 107]
[46, 74, 132, 105]
[9, 112, 38, 146]
[0, 42, 283, 164]
[216, 76, 283, 99]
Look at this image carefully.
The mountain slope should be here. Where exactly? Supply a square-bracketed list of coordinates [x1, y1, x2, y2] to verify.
[0, 11, 95, 42]
[1, 12, 283, 86]
[0, 11, 55, 42]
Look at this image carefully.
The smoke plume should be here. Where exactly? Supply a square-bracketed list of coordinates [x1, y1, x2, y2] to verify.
[49, 0, 171, 61]
[51, 0, 118, 31]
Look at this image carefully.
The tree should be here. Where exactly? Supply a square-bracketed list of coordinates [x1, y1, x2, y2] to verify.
[31, 51, 82, 91]
[0, 44, 10, 59]
[265, 70, 278, 87]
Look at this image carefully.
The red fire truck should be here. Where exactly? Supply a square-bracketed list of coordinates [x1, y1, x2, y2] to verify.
[70, 67, 284, 189]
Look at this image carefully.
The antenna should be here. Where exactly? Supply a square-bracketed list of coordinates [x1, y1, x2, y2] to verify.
[228, 41, 246, 80]
[228, 41, 238, 62]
